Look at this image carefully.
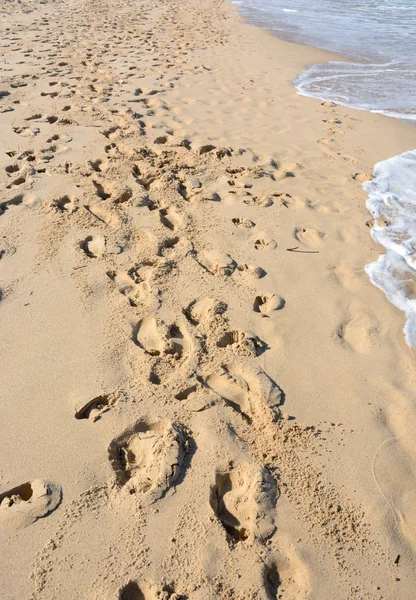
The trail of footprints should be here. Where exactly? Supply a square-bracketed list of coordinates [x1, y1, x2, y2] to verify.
[0, 30, 288, 597]
[0, 0, 373, 597]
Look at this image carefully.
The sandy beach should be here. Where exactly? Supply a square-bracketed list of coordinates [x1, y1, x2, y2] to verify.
[1, 0, 416, 598]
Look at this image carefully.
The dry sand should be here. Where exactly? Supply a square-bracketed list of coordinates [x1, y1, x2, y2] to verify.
[0, 0, 416, 598]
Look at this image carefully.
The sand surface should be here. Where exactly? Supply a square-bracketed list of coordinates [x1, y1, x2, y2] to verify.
[1, 0, 416, 598]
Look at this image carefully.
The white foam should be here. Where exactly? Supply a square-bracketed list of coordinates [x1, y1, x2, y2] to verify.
[364, 150, 416, 347]
[294, 61, 416, 123]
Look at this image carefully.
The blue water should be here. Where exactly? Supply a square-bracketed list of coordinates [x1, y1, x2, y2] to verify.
[232, 0, 416, 121]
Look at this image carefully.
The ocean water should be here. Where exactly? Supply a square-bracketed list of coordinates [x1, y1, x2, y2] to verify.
[364, 151, 416, 347]
[232, 0, 416, 121]
[233, 0, 416, 346]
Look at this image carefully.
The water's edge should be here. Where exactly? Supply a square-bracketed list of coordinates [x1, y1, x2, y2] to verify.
[364, 151, 416, 347]
[292, 61, 416, 125]
[231, 0, 416, 124]
[294, 61, 416, 125]
[231, 0, 416, 347]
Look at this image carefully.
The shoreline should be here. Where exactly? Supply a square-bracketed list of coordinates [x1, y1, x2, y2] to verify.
[226, 0, 416, 350]
[224, 0, 416, 162]
[0, 0, 416, 598]
[230, 0, 416, 125]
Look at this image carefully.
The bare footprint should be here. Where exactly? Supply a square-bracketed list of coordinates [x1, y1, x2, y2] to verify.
[137, 317, 190, 359]
[210, 462, 277, 542]
[107, 271, 141, 307]
[157, 236, 190, 259]
[80, 235, 106, 258]
[184, 297, 227, 325]
[72, 390, 120, 422]
[198, 251, 237, 277]
[353, 172, 372, 182]
[237, 264, 267, 279]
[336, 309, 379, 353]
[294, 226, 325, 248]
[108, 420, 188, 500]
[253, 294, 285, 315]
[135, 316, 194, 385]
[243, 196, 274, 208]
[159, 207, 182, 230]
[51, 195, 78, 214]
[216, 329, 267, 356]
[85, 203, 115, 226]
[0, 480, 61, 529]
[253, 237, 277, 251]
[13, 126, 40, 137]
[136, 316, 170, 356]
[338, 153, 358, 164]
[206, 363, 282, 421]
[232, 217, 255, 229]
[206, 365, 252, 421]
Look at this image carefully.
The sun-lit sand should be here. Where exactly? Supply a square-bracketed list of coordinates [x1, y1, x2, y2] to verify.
[1, 0, 416, 598]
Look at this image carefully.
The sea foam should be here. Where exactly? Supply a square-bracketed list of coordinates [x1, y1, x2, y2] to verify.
[364, 150, 416, 347]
